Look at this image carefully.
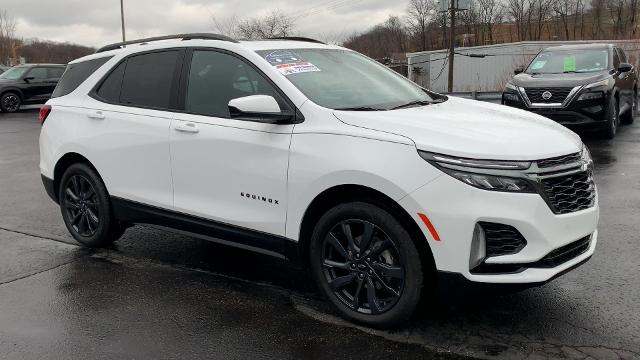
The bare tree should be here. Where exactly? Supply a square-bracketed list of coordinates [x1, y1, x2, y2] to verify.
[406, 0, 435, 51]
[477, 0, 504, 44]
[552, 0, 577, 39]
[211, 14, 240, 38]
[0, 10, 16, 65]
[237, 10, 295, 40]
[505, 0, 528, 41]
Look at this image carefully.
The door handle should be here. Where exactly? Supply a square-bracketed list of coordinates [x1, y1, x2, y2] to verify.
[87, 110, 105, 120]
[175, 122, 200, 133]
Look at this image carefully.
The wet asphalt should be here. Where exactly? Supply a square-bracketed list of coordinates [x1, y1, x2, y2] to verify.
[0, 110, 638, 360]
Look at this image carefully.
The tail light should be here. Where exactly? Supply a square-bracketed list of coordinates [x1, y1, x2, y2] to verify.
[39, 105, 51, 125]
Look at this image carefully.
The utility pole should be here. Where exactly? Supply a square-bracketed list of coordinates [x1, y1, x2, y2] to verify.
[120, 0, 126, 42]
[447, 0, 455, 92]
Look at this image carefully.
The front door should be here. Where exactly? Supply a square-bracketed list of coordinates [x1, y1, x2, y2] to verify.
[170, 49, 294, 238]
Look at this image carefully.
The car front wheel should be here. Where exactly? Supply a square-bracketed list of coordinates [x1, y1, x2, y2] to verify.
[601, 96, 619, 139]
[0, 92, 21, 113]
[310, 202, 424, 328]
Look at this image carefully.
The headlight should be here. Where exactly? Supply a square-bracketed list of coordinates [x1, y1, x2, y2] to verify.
[419, 151, 536, 193]
[578, 91, 604, 101]
[503, 93, 520, 102]
[581, 144, 593, 166]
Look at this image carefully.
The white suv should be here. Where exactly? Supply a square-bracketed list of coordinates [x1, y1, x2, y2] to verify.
[39, 34, 598, 327]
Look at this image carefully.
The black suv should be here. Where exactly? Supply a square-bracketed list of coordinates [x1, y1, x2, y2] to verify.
[0, 64, 66, 113]
[502, 44, 637, 139]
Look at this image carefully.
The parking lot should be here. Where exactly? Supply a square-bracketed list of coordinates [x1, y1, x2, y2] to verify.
[0, 109, 639, 359]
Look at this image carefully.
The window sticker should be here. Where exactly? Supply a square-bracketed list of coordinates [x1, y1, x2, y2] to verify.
[274, 62, 321, 75]
[263, 50, 321, 75]
[530, 60, 546, 70]
[563, 56, 576, 72]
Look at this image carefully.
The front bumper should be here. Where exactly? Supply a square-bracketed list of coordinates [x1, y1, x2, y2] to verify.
[399, 174, 598, 284]
[502, 92, 609, 126]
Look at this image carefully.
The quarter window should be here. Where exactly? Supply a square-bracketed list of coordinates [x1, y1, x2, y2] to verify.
[52, 57, 112, 98]
[185, 50, 285, 118]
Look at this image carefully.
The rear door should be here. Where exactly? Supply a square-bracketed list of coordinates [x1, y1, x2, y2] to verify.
[170, 49, 294, 238]
[83, 49, 184, 209]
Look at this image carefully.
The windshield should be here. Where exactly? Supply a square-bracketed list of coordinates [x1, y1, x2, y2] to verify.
[526, 49, 609, 74]
[0, 67, 28, 80]
[256, 48, 436, 110]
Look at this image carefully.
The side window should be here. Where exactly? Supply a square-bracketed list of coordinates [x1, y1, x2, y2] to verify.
[52, 57, 112, 98]
[119, 50, 179, 109]
[185, 50, 286, 118]
[27, 67, 48, 80]
[48, 67, 65, 79]
[96, 60, 126, 102]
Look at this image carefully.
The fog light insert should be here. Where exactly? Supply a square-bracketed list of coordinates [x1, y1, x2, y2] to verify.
[469, 224, 486, 270]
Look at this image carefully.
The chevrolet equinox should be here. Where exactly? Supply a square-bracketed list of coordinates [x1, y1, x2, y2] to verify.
[40, 34, 599, 327]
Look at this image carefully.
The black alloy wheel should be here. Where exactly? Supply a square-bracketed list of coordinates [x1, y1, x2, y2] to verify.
[62, 175, 100, 237]
[59, 163, 124, 247]
[310, 202, 425, 328]
[602, 96, 619, 139]
[321, 219, 405, 315]
[0, 93, 21, 112]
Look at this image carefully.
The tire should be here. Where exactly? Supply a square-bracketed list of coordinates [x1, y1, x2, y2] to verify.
[58, 163, 124, 247]
[309, 202, 424, 328]
[621, 89, 636, 125]
[600, 96, 619, 139]
[0, 92, 21, 113]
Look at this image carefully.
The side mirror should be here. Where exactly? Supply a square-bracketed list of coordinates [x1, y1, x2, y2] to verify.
[514, 67, 524, 75]
[228, 95, 295, 124]
[618, 63, 633, 73]
[23, 76, 35, 83]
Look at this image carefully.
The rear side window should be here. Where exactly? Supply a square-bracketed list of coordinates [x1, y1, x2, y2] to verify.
[48, 67, 65, 79]
[119, 51, 179, 109]
[52, 57, 112, 98]
[96, 61, 125, 102]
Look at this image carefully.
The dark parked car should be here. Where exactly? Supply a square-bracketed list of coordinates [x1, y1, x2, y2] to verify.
[0, 64, 66, 113]
[502, 44, 637, 139]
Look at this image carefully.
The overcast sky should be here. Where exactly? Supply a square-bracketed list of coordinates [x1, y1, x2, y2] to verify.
[3, 0, 408, 47]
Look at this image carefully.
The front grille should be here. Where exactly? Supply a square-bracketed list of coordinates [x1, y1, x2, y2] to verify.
[537, 152, 581, 168]
[533, 235, 591, 268]
[541, 171, 596, 214]
[525, 87, 573, 103]
[480, 222, 527, 257]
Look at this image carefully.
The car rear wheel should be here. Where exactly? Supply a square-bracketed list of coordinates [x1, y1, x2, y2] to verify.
[59, 163, 125, 247]
[0, 92, 21, 113]
[601, 96, 619, 139]
[309, 202, 424, 328]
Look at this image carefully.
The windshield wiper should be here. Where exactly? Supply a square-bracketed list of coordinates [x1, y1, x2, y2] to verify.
[390, 100, 435, 110]
[334, 106, 384, 111]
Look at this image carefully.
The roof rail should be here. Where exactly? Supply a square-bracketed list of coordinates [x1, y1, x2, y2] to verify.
[95, 33, 238, 53]
[268, 36, 326, 44]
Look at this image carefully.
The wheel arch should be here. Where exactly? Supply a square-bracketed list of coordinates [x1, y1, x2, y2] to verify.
[295, 184, 436, 275]
[52, 152, 101, 202]
[0, 87, 24, 100]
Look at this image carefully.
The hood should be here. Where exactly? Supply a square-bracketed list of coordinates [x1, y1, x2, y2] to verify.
[333, 97, 582, 160]
[510, 71, 610, 88]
